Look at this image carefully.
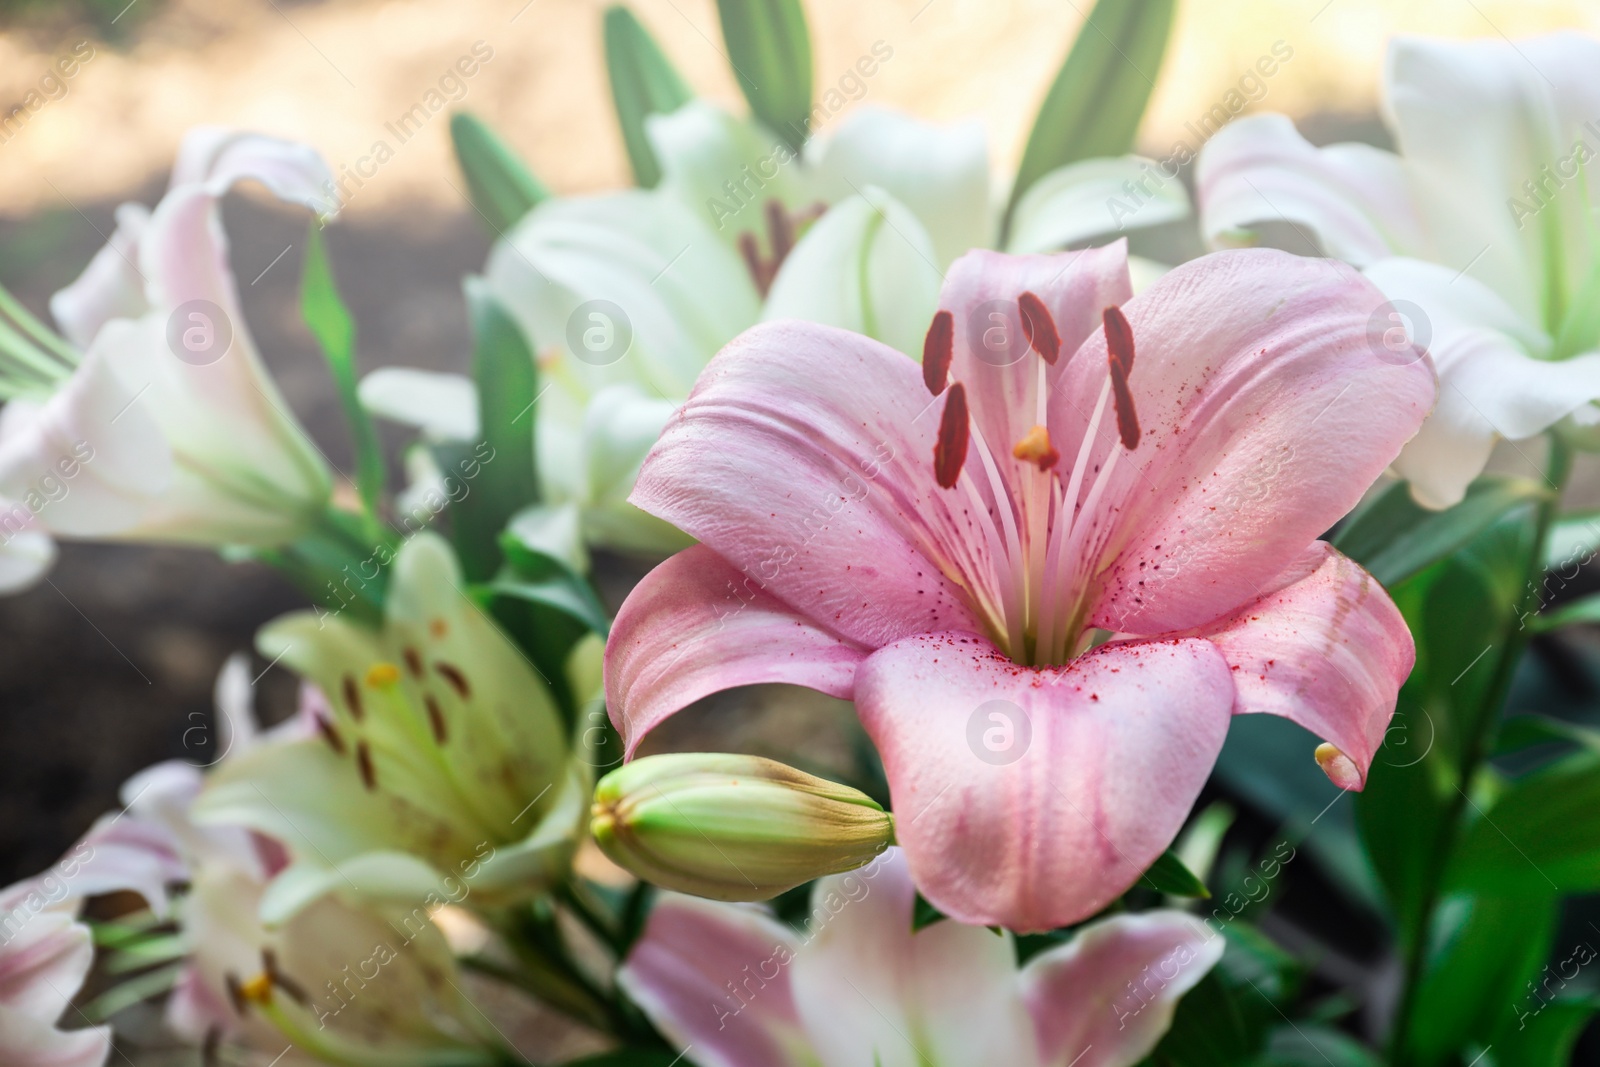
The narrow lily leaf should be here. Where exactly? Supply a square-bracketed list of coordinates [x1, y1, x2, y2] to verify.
[1140, 848, 1211, 898]
[1486, 998, 1600, 1066]
[1332, 475, 1547, 589]
[714, 0, 812, 153]
[1263, 1024, 1384, 1066]
[451, 278, 540, 582]
[301, 226, 385, 534]
[1448, 750, 1600, 895]
[449, 111, 550, 236]
[1495, 714, 1600, 756]
[1543, 507, 1600, 571]
[1000, 0, 1176, 238]
[489, 575, 611, 640]
[604, 5, 694, 187]
[1532, 592, 1600, 632]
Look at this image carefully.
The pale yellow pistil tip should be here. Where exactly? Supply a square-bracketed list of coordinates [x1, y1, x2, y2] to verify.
[365, 661, 401, 687]
[1012, 424, 1060, 470]
[1314, 742, 1362, 791]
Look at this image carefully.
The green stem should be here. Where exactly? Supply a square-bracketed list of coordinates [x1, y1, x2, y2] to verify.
[1387, 436, 1572, 1063]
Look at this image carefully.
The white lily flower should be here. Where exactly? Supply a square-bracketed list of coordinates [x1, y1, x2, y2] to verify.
[0, 127, 335, 554]
[1197, 32, 1600, 508]
[64, 657, 509, 1067]
[0, 875, 111, 1067]
[194, 532, 588, 923]
[363, 101, 1186, 557]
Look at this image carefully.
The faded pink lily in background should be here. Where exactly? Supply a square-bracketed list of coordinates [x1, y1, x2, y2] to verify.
[606, 242, 1435, 931]
[0, 876, 111, 1067]
[620, 847, 1221, 1067]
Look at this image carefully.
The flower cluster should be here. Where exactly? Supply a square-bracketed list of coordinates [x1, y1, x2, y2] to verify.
[5, 4, 1598, 1067]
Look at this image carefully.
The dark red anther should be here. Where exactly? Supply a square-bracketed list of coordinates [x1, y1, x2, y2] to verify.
[922, 310, 953, 395]
[426, 694, 448, 744]
[1018, 291, 1061, 364]
[933, 382, 969, 489]
[356, 742, 377, 791]
[402, 646, 423, 678]
[341, 674, 363, 721]
[1103, 306, 1141, 450]
[314, 714, 346, 756]
[435, 662, 471, 699]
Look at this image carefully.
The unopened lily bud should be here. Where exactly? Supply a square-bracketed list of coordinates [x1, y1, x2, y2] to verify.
[592, 753, 894, 901]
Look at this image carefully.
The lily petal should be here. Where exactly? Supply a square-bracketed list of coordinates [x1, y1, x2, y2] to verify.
[486, 188, 758, 402]
[853, 634, 1234, 931]
[48, 203, 151, 349]
[1394, 329, 1600, 509]
[630, 321, 986, 649]
[1385, 33, 1600, 327]
[1021, 911, 1222, 1067]
[359, 368, 479, 441]
[1188, 542, 1410, 790]
[606, 545, 868, 756]
[763, 188, 943, 359]
[790, 848, 1039, 1067]
[938, 243, 1132, 487]
[617, 894, 815, 1067]
[1009, 157, 1190, 256]
[646, 102, 808, 245]
[809, 106, 990, 268]
[0, 1006, 110, 1067]
[1056, 248, 1436, 635]
[1196, 113, 1424, 266]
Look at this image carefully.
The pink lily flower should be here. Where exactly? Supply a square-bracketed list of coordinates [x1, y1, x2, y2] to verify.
[605, 242, 1436, 931]
[619, 847, 1222, 1067]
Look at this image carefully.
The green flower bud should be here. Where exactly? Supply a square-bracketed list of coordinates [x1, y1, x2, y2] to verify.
[591, 753, 894, 901]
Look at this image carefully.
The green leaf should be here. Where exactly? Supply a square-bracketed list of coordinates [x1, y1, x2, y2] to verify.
[1542, 508, 1600, 571]
[714, 0, 812, 153]
[1449, 749, 1600, 894]
[449, 279, 540, 582]
[1487, 998, 1600, 1066]
[1333, 475, 1549, 589]
[449, 111, 550, 236]
[488, 575, 610, 641]
[1000, 0, 1176, 238]
[1148, 925, 1300, 1067]
[1140, 849, 1211, 898]
[301, 226, 385, 534]
[1495, 713, 1600, 757]
[1262, 1024, 1383, 1066]
[1532, 591, 1600, 632]
[1400, 889, 1558, 1065]
[604, 5, 694, 187]
[910, 891, 946, 933]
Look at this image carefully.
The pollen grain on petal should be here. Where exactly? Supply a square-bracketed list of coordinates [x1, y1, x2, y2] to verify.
[1012, 424, 1060, 470]
[923, 309, 954, 395]
[933, 382, 970, 489]
[1018, 291, 1061, 364]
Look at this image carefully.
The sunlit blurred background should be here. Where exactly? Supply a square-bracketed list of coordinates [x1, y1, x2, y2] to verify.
[3, 0, 1598, 898]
